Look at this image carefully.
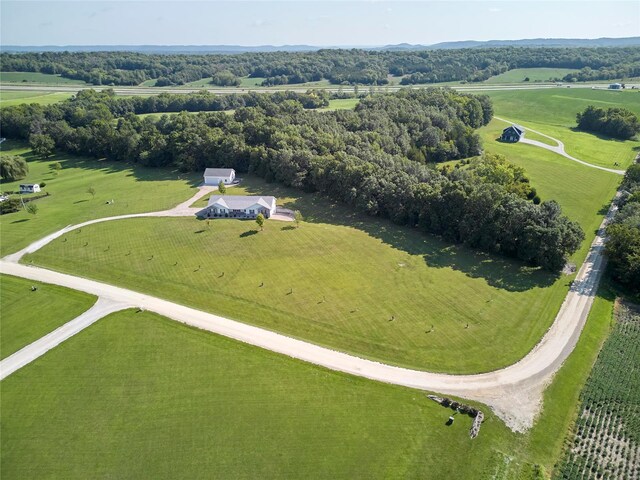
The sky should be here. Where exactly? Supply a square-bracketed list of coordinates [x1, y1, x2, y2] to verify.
[1, 0, 639, 46]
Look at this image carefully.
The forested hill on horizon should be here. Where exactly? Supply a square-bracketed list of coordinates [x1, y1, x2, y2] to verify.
[2, 45, 639, 86]
[3, 36, 639, 53]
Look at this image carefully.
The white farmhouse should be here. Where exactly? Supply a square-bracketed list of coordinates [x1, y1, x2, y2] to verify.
[19, 184, 41, 194]
[203, 168, 235, 186]
[196, 195, 277, 219]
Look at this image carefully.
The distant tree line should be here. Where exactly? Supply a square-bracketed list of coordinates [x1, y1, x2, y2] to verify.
[576, 106, 640, 140]
[0, 88, 583, 269]
[1, 46, 638, 86]
[606, 164, 640, 293]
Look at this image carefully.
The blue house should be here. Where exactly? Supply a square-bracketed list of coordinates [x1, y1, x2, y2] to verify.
[501, 125, 525, 143]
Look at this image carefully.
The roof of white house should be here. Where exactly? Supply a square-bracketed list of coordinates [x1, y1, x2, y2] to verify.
[204, 168, 235, 177]
[207, 195, 275, 210]
[19, 184, 39, 187]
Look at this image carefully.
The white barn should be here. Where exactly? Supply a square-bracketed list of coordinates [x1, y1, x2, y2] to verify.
[197, 195, 277, 219]
[19, 184, 41, 194]
[203, 168, 235, 186]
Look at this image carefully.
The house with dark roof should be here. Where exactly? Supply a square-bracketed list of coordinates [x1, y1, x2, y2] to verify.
[500, 125, 525, 143]
[203, 168, 236, 186]
[196, 195, 277, 219]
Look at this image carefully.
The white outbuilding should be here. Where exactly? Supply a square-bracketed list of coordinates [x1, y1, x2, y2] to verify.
[19, 184, 41, 194]
[203, 168, 236, 186]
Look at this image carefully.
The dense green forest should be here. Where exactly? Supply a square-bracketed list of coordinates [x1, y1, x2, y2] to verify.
[1, 46, 639, 86]
[0, 88, 584, 269]
[576, 105, 640, 140]
[606, 164, 640, 293]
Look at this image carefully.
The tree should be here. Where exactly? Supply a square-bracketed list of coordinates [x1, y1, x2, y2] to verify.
[218, 180, 227, 194]
[29, 133, 55, 158]
[0, 155, 29, 181]
[294, 210, 303, 227]
[87, 186, 96, 198]
[256, 213, 265, 231]
[25, 203, 38, 215]
[51, 161, 62, 174]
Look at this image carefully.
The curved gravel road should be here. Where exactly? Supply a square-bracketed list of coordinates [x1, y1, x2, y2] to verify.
[0, 136, 620, 432]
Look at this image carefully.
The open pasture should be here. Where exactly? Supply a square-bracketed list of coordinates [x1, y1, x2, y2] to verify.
[483, 88, 640, 169]
[0, 274, 95, 359]
[0, 142, 200, 257]
[0, 72, 88, 85]
[0, 90, 73, 107]
[485, 68, 578, 84]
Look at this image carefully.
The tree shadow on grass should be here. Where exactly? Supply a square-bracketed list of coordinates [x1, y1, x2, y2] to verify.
[569, 127, 630, 144]
[10, 218, 30, 224]
[240, 230, 258, 238]
[280, 225, 296, 231]
[236, 176, 559, 292]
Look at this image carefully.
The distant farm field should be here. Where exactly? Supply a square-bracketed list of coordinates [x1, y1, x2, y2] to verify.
[0, 90, 73, 107]
[485, 68, 578, 84]
[0, 274, 95, 359]
[0, 72, 88, 85]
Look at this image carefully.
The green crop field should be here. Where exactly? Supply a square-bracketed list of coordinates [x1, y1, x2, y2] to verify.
[0, 281, 616, 479]
[554, 302, 640, 480]
[0, 274, 95, 359]
[485, 68, 578, 84]
[482, 88, 640, 169]
[0, 72, 89, 85]
[0, 91, 74, 107]
[0, 141, 200, 257]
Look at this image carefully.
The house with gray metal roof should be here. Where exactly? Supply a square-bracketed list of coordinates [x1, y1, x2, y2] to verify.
[196, 195, 277, 219]
[500, 124, 525, 143]
[203, 168, 236, 185]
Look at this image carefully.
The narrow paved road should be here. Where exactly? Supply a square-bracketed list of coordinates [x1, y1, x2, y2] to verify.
[0, 177, 619, 432]
[494, 116, 625, 175]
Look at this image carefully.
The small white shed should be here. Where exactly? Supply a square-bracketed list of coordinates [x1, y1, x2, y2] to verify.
[203, 168, 235, 186]
[19, 184, 41, 194]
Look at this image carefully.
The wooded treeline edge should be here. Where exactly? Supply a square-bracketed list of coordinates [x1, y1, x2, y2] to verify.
[0, 88, 584, 270]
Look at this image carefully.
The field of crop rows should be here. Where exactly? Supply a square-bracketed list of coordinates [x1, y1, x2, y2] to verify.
[555, 302, 640, 480]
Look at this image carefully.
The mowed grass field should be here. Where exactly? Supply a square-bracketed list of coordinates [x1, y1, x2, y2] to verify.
[0, 90, 74, 107]
[0, 141, 200, 257]
[0, 283, 616, 479]
[29, 172, 573, 374]
[485, 68, 578, 84]
[0, 274, 95, 359]
[483, 88, 640, 169]
[0, 72, 89, 85]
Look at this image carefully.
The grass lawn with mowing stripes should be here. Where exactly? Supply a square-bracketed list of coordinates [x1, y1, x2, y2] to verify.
[0, 308, 517, 479]
[0, 274, 96, 359]
[0, 283, 618, 479]
[0, 141, 201, 257]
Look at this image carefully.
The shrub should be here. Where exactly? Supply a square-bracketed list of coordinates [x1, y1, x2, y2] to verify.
[0, 155, 29, 181]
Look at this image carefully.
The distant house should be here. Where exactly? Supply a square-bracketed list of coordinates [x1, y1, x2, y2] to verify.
[500, 125, 525, 143]
[197, 195, 277, 219]
[609, 83, 622, 90]
[203, 168, 235, 186]
[19, 184, 40, 194]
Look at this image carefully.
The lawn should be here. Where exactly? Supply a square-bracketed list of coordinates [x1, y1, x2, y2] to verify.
[482, 88, 640, 169]
[28, 171, 579, 374]
[319, 98, 360, 111]
[0, 71, 89, 85]
[0, 280, 617, 479]
[0, 274, 95, 359]
[485, 68, 578, 84]
[0, 141, 200, 257]
[0, 91, 74, 107]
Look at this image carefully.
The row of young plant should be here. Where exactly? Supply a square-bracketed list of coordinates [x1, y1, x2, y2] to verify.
[554, 303, 640, 480]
